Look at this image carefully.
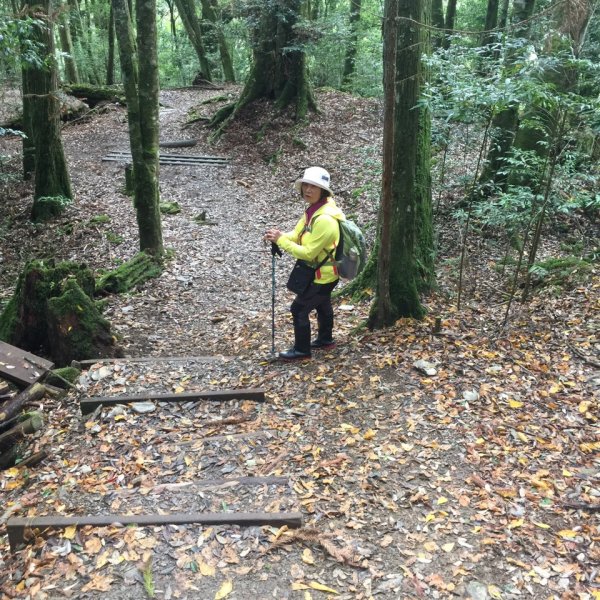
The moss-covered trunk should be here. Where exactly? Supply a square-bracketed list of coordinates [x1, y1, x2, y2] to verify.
[174, 0, 212, 82]
[210, 0, 315, 132]
[112, 0, 163, 255]
[369, 0, 428, 328]
[23, 0, 72, 212]
[199, 0, 235, 82]
[342, 0, 361, 88]
[58, 1, 79, 84]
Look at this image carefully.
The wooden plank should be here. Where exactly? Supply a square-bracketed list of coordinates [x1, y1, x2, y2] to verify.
[138, 476, 290, 495]
[72, 355, 228, 368]
[0, 341, 53, 388]
[106, 151, 228, 161]
[80, 388, 266, 415]
[102, 151, 228, 166]
[102, 156, 228, 167]
[7, 511, 302, 551]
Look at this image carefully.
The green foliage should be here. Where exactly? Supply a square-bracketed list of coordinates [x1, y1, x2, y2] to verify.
[46, 366, 81, 388]
[159, 201, 181, 215]
[528, 256, 594, 288]
[0, 16, 44, 73]
[88, 214, 111, 225]
[31, 195, 72, 223]
[104, 231, 123, 244]
[96, 251, 162, 295]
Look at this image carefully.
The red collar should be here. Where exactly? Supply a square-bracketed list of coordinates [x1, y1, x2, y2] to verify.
[305, 198, 328, 224]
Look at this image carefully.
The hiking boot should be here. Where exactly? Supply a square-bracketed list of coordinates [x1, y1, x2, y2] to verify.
[278, 348, 312, 360]
[311, 339, 335, 349]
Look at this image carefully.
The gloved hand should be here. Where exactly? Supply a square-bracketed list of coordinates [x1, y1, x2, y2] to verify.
[271, 242, 282, 257]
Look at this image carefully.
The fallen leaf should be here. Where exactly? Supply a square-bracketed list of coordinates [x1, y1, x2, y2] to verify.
[309, 581, 338, 594]
[214, 580, 233, 599]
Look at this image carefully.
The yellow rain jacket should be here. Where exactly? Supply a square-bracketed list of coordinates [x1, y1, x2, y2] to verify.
[277, 198, 345, 285]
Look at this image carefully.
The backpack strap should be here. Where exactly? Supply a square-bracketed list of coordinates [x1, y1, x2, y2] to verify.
[304, 214, 339, 268]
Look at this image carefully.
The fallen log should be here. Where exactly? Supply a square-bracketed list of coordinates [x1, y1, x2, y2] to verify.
[0, 383, 46, 423]
[159, 139, 198, 148]
[16, 450, 47, 469]
[0, 412, 44, 453]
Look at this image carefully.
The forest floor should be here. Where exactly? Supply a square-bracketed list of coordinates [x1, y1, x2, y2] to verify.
[0, 86, 598, 600]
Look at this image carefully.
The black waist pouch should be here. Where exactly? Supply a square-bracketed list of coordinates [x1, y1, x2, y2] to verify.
[286, 260, 316, 295]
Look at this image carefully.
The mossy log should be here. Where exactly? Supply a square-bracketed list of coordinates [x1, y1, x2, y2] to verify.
[96, 252, 163, 295]
[47, 279, 123, 366]
[0, 383, 46, 423]
[45, 367, 81, 389]
[0, 411, 43, 453]
[62, 83, 126, 107]
[0, 260, 122, 366]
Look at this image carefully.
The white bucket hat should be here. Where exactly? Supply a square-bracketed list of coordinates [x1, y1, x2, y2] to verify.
[294, 166, 333, 195]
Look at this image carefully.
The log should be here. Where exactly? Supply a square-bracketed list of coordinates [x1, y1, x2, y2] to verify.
[0, 412, 44, 453]
[159, 139, 197, 148]
[0, 383, 46, 423]
[16, 450, 47, 469]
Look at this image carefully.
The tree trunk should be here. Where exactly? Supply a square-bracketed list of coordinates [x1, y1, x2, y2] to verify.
[210, 0, 316, 132]
[369, 0, 429, 327]
[199, 0, 235, 82]
[342, 0, 361, 88]
[442, 0, 457, 49]
[20, 65, 35, 179]
[478, 0, 537, 194]
[58, 1, 80, 84]
[480, 0, 499, 48]
[174, 0, 212, 82]
[431, 0, 445, 48]
[106, 3, 116, 85]
[112, 0, 164, 254]
[23, 0, 73, 212]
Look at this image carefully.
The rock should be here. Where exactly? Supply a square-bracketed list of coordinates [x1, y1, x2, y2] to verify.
[413, 360, 437, 376]
[466, 581, 489, 600]
[131, 402, 156, 414]
[462, 389, 479, 402]
[107, 405, 126, 419]
[375, 575, 404, 593]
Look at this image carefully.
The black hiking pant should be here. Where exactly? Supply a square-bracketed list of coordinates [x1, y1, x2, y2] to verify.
[290, 280, 338, 353]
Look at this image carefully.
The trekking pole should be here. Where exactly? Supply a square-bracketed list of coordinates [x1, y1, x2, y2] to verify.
[270, 242, 282, 356]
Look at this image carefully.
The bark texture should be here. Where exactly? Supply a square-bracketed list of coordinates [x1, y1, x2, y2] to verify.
[369, 0, 431, 328]
[22, 0, 72, 208]
[112, 0, 164, 254]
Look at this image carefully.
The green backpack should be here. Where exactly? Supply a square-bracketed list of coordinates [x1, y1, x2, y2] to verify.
[335, 219, 367, 280]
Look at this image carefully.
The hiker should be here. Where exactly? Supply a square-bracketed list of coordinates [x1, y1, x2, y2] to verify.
[264, 166, 345, 360]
